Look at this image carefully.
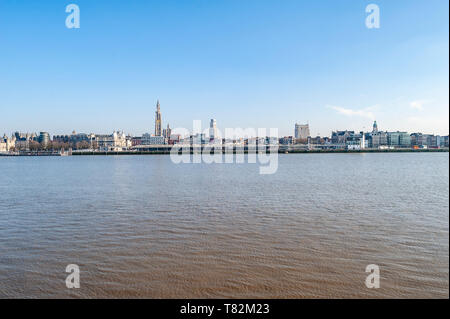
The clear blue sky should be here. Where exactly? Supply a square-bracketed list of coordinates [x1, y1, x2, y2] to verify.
[0, 0, 448, 137]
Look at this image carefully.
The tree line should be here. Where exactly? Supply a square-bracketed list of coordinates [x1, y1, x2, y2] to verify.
[13, 140, 97, 151]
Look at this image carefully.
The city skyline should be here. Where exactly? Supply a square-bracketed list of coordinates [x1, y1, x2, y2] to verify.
[0, 1, 448, 136]
[1, 97, 448, 141]
[2, 114, 448, 140]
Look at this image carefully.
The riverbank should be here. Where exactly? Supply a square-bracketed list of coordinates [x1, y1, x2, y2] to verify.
[72, 148, 448, 155]
[1, 148, 447, 156]
[0, 152, 67, 156]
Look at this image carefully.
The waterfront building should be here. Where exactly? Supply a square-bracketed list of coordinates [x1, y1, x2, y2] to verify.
[411, 133, 431, 149]
[168, 134, 181, 145]
[411, 133, 430, 147]
[0, 139, 6, 152]
[330, 130, 365, 149]
[54, 132, 92, 148]
[410, 133, 421, 147]
[13, 132, 37, 150]
[53, 135, 70, 143]
[264, 136, 279, 145]
[70, 132, 91, 145]
[442, 136, 449, 148]
[409, 133, 446, 148]
[131, 136, 142, 147]
[387, 131, 411, 148]
[14, 132, 36, 140]
[430, 135, 442, 148]
[279, 136, 295, 145]
[308, 136, 324, 145]
[331, 130, 354, 145]
[209, 119, 218, 141]
[155, 100, 162, 136]
[322, 137, 331, 145]
[38, 132, 50, 146]
[374, 131, 388, 148]
[125, 135, 133, 149]
[295, 123, 310, 140]
[142, 133, 166, 145]
[0, 134, 15, 152]
[191, 133, 207, 145]
[14, 139, 28, 150]
[424, 134, 438, 147]
[345, 132, 365, 150]
[369, 133, 388, 148]
[398, 132, 411, 147]
[163, 124, 172, 139]
[366, 121, 388, 149]
[93, 131, 127, 151]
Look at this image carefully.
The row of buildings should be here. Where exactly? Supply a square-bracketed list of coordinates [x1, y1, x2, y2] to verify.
[1, 102, 448, 153]
[1, 132, 51, 152]
[286, 121, 449, 150]
[0, 101, 178, 152]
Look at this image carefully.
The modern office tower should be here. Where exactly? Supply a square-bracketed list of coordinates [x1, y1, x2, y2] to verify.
[155, 100, 162, 136]
[295, 123, 310, 139]
[210, 119, 218, 141]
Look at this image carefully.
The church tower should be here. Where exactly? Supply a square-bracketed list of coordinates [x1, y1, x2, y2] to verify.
[372, 120, 378, 134]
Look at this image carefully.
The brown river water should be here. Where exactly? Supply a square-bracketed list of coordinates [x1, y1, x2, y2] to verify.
[0, 153, 448, 298]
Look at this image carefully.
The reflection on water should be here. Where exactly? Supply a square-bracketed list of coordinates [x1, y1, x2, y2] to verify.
[0, 153, 448, 298]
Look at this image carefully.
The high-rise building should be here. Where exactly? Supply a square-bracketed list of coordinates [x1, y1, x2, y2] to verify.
[155, 100, 162, 136]
[295, 123, 310, 139]
[210, 119, 218, 141]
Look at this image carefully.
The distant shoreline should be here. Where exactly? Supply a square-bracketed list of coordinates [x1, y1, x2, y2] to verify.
[71, 148, 450, 155]
[1, 148, 448, 156]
